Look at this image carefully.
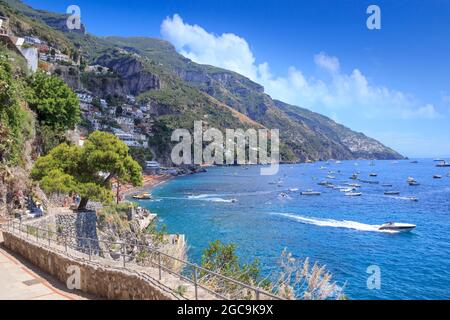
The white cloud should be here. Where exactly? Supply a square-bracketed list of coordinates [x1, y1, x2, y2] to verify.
[161, 14, 439, 120]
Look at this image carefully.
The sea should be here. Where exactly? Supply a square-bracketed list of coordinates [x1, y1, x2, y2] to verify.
[137, 159, 450, 299]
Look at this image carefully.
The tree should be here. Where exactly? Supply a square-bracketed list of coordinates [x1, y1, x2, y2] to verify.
[31, 131, 143, 210]
[27, 72, 80, 130]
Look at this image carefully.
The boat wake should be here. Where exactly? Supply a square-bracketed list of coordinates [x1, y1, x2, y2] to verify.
[271, 212, 397, 233]
[187, 194, 236, 203]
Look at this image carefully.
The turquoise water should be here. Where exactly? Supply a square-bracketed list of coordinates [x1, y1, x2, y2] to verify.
[139, 160, 450, 299]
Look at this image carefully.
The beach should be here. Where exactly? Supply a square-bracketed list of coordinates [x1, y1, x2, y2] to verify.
[118, 174, 173, 198]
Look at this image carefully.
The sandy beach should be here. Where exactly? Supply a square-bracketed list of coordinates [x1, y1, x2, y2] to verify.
[118, 174, 173, 198]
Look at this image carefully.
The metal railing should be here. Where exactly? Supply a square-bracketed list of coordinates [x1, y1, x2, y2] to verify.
[1, 219, 282, 300]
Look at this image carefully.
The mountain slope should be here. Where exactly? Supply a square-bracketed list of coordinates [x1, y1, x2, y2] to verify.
[100, 36, 403, 161]
[3, 0, 404, 163]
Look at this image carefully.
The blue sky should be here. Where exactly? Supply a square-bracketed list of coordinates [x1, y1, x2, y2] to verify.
[24, 0, 450, 157]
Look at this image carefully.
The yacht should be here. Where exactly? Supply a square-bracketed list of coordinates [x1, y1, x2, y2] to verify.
[378, 222, 416, 232]
[436, 161, 450, 167]
[301, 190, 321, 196]
[350, 173, 359, 180]
[384, 191, 400, 195]
[132, 192, 152, 200]
[345, 192, 362, 196]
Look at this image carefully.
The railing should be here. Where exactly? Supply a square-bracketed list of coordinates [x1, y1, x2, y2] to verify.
[1, 219, 283, 300]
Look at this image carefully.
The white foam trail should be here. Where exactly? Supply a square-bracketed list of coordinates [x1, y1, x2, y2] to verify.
[271, 212, 396, 233]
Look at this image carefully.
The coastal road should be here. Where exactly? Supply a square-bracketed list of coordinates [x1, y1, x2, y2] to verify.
[0, 231, 92, 300]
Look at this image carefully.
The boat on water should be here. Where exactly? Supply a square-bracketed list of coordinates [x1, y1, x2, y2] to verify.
[326, 175, 336, 179]
[279, 192, 288, 198]
[384, 191, 400, 195]
[409, 181, 420, 186]
[345, 192, 362, 196]
[408, 197, 419, 202]
[410, 160, 418, 164]
[360, 179, 379, 184]
[301, 190, 321, 196]
[350, 173, 359, 180]
[436, 161, 450, 167]
[369, 173, 378, 177]
[433, 175, 442, 179]
[288, 188, 299, 192]
[378, 222, 416, 232]
[381, 184, 393, 187]
[132, 192, 152, 200]
[318, 180, 331, 186]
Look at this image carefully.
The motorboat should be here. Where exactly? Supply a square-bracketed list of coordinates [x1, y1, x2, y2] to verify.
[346, 183, 361, 188]
[408, 197, 419, 202]
[369, 173, 378, 177]
[360, 179, 379, 184]
[378, 222, 416, 232]
[288, 188, 299, 192]
[407, 177, 420, 186]
[339, 187, 354, 193]
[436, 161, 450, 167]
[326, 175, 336, 179]
[318, 181, 331, 186]
[350, 173, 359, 180]
[345, 192, 362, 196]
[410, 160, 418, 164]
[301, 190, 321, 196]
[279, 192, 288, 198]
[384, 191, 400, 195]
[132, 192, 152, 200]
[433, 175, 442, 179]
[381, 184, 393, 187]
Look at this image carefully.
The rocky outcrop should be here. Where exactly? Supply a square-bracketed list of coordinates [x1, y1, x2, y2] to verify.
[86, 54, 160, 97]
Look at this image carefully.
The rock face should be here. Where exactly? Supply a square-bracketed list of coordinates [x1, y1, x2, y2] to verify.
[85, 54, 160, 97]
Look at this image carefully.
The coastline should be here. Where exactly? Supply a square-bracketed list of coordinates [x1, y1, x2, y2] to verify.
[120, 174, 174, 198]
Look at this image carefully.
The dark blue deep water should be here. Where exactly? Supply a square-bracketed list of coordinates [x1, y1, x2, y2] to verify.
[138, 160, 450, 299]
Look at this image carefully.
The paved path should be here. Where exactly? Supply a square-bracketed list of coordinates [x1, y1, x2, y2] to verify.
[0, 231, 90, 300]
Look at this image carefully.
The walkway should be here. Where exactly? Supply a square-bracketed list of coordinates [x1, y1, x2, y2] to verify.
[0, 231, 91, 300]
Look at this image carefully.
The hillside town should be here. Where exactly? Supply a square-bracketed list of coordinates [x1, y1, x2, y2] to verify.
[1, 14, 161, 173]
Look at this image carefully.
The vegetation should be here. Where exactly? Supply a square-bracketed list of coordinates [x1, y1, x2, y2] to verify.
[200, 241, 344, 300]
[31, 131, 143, 210]
[0, 53, 33, 165]
[27, 72, 80, 130]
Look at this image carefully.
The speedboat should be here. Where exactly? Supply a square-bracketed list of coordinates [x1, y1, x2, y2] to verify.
[318, 180, 331, 186]
[433, 175, 442, 179]
[408, 197, 419, 202]
[384, 191, 400, 195]
[378, 222, 416, 232]
[349, 173, 359, 180]
[345, 192, 362, 196]
[301, 190, 321, 196]
[132, 192, 152, 200]
[436, 161, 450, 167]
[288, 188, 299, 192]
[410, 160, 418, 164]
[408, 181, 420, 186]
[326, 175, 336, 179]
[369, 173, 378, 177]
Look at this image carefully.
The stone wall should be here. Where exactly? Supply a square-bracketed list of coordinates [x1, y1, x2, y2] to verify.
[2, 231, 179, 300]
